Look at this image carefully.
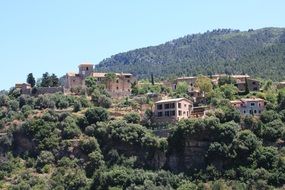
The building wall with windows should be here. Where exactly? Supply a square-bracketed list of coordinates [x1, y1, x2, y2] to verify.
[231, 98, 265, 116]
[154, 98, 193, 123]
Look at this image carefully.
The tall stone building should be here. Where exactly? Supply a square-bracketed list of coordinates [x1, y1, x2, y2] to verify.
[65, 63, 135, 96]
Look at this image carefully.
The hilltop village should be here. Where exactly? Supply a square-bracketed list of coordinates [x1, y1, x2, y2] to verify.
[13, 63, 283, 126]
[2, 63, 285, 189]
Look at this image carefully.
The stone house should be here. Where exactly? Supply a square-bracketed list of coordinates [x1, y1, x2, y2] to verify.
[15, 83, 32, 94]
[230, 98, 266, 116]
[154, 98, 193, 123]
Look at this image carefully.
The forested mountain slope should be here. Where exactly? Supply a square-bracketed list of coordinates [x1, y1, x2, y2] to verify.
[97, 27, 285, 81]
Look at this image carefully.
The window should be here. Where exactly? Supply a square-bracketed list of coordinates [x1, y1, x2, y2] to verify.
[244, 110, 246, 114]
[251, 103, 255, 106]
[170, 103, 175, 108]
[170, 111, 175, 116]
[158, 112, 163, 117]
[165, 111, 170, 116]
[184, 104, 187, 107]
[128, 80, 130, 83]
[157, 104, 163, 110]
[125, 76, 131, 78]
[178, 103, 181, 108]
[178, 111, 182, 116]
[250, 110, 253, 114]
[116, 87, 119, 90]
[86, 67, 89, 70]
[187, 111, 189, 116]
[254, 110, 257, 114]
[252, 81, 256, 85]
[164, 104, 170, 109]
[183, 111, 186, 115]
[116, 80, 119, 83]
[259, 110, 261, 113]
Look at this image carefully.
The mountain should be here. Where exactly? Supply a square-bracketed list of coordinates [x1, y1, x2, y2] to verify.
[96, 27, 285, 81]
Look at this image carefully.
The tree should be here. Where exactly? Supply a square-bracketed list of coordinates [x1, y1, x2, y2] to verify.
[131, 81, 139, 95]
[218, 76, 236, 86]
[195, 76, 213, 95]
[123, 112, 141, 124]
[220, 84, 238, 100]
[151, 73, 154, 85]
[50, 73, 59, 87]
[175, 81, 188, 95]
[85, 107, 109, 125]
[105, 72, 117, 89]
[245, 78, 249, 94]
[40, 72, 59, 87]
[27, 73, 36, 87]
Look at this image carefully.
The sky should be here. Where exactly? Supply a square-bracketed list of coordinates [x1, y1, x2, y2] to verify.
[0, 0, 284, 90]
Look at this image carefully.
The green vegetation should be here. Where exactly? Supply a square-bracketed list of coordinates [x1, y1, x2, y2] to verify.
[1, 80, 285, 189]
[97, 28, 285, 82]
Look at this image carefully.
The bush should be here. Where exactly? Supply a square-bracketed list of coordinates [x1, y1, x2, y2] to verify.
[85, 107, 109, 125]
[0, 95, 9, 107]
[8, 100, 19, 111]
[123, 112, 141, 124]
[73, 100, 82, 112]
[36, 151, 55, 169]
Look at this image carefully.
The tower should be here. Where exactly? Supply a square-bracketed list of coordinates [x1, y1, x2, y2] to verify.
[78, 63, 94, 78]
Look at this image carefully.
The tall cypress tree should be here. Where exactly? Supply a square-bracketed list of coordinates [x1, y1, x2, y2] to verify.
[27, 73, 36, 87]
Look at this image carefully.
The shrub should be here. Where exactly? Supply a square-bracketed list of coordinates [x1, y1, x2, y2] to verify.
[123, 112, 141, 124]
[85, 107, 109, 125]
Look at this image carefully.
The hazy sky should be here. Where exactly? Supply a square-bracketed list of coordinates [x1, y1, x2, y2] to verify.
[0, 0, 284, 90]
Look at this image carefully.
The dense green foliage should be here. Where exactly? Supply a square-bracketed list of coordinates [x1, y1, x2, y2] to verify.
[97, 28, 285, 81]
[3, 70, 285, 189]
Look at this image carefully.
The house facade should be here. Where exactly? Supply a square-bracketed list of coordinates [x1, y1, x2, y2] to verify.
[154, 98, 193, 123]
[230, 98, 265, 116]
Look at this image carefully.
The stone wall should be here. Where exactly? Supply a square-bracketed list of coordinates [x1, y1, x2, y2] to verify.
[21, 86, 65, 96]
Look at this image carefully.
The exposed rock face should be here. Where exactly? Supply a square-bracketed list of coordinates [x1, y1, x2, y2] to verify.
[183, 140, 210, 169]
[149, 150, 167, 169]
[166, 139, 210, 171]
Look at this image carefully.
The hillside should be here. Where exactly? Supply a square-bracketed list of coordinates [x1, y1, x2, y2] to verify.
[96, 27, 285, 81]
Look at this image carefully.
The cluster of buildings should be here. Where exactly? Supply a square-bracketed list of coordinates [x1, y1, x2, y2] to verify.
[16, 63, 135, 97]
[152, 96, 266, 124]
[65, 63, 135, 97]
[172, 74, 260, 102]
[15, 64, 273, 123]
[152, 74, 265, 123]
